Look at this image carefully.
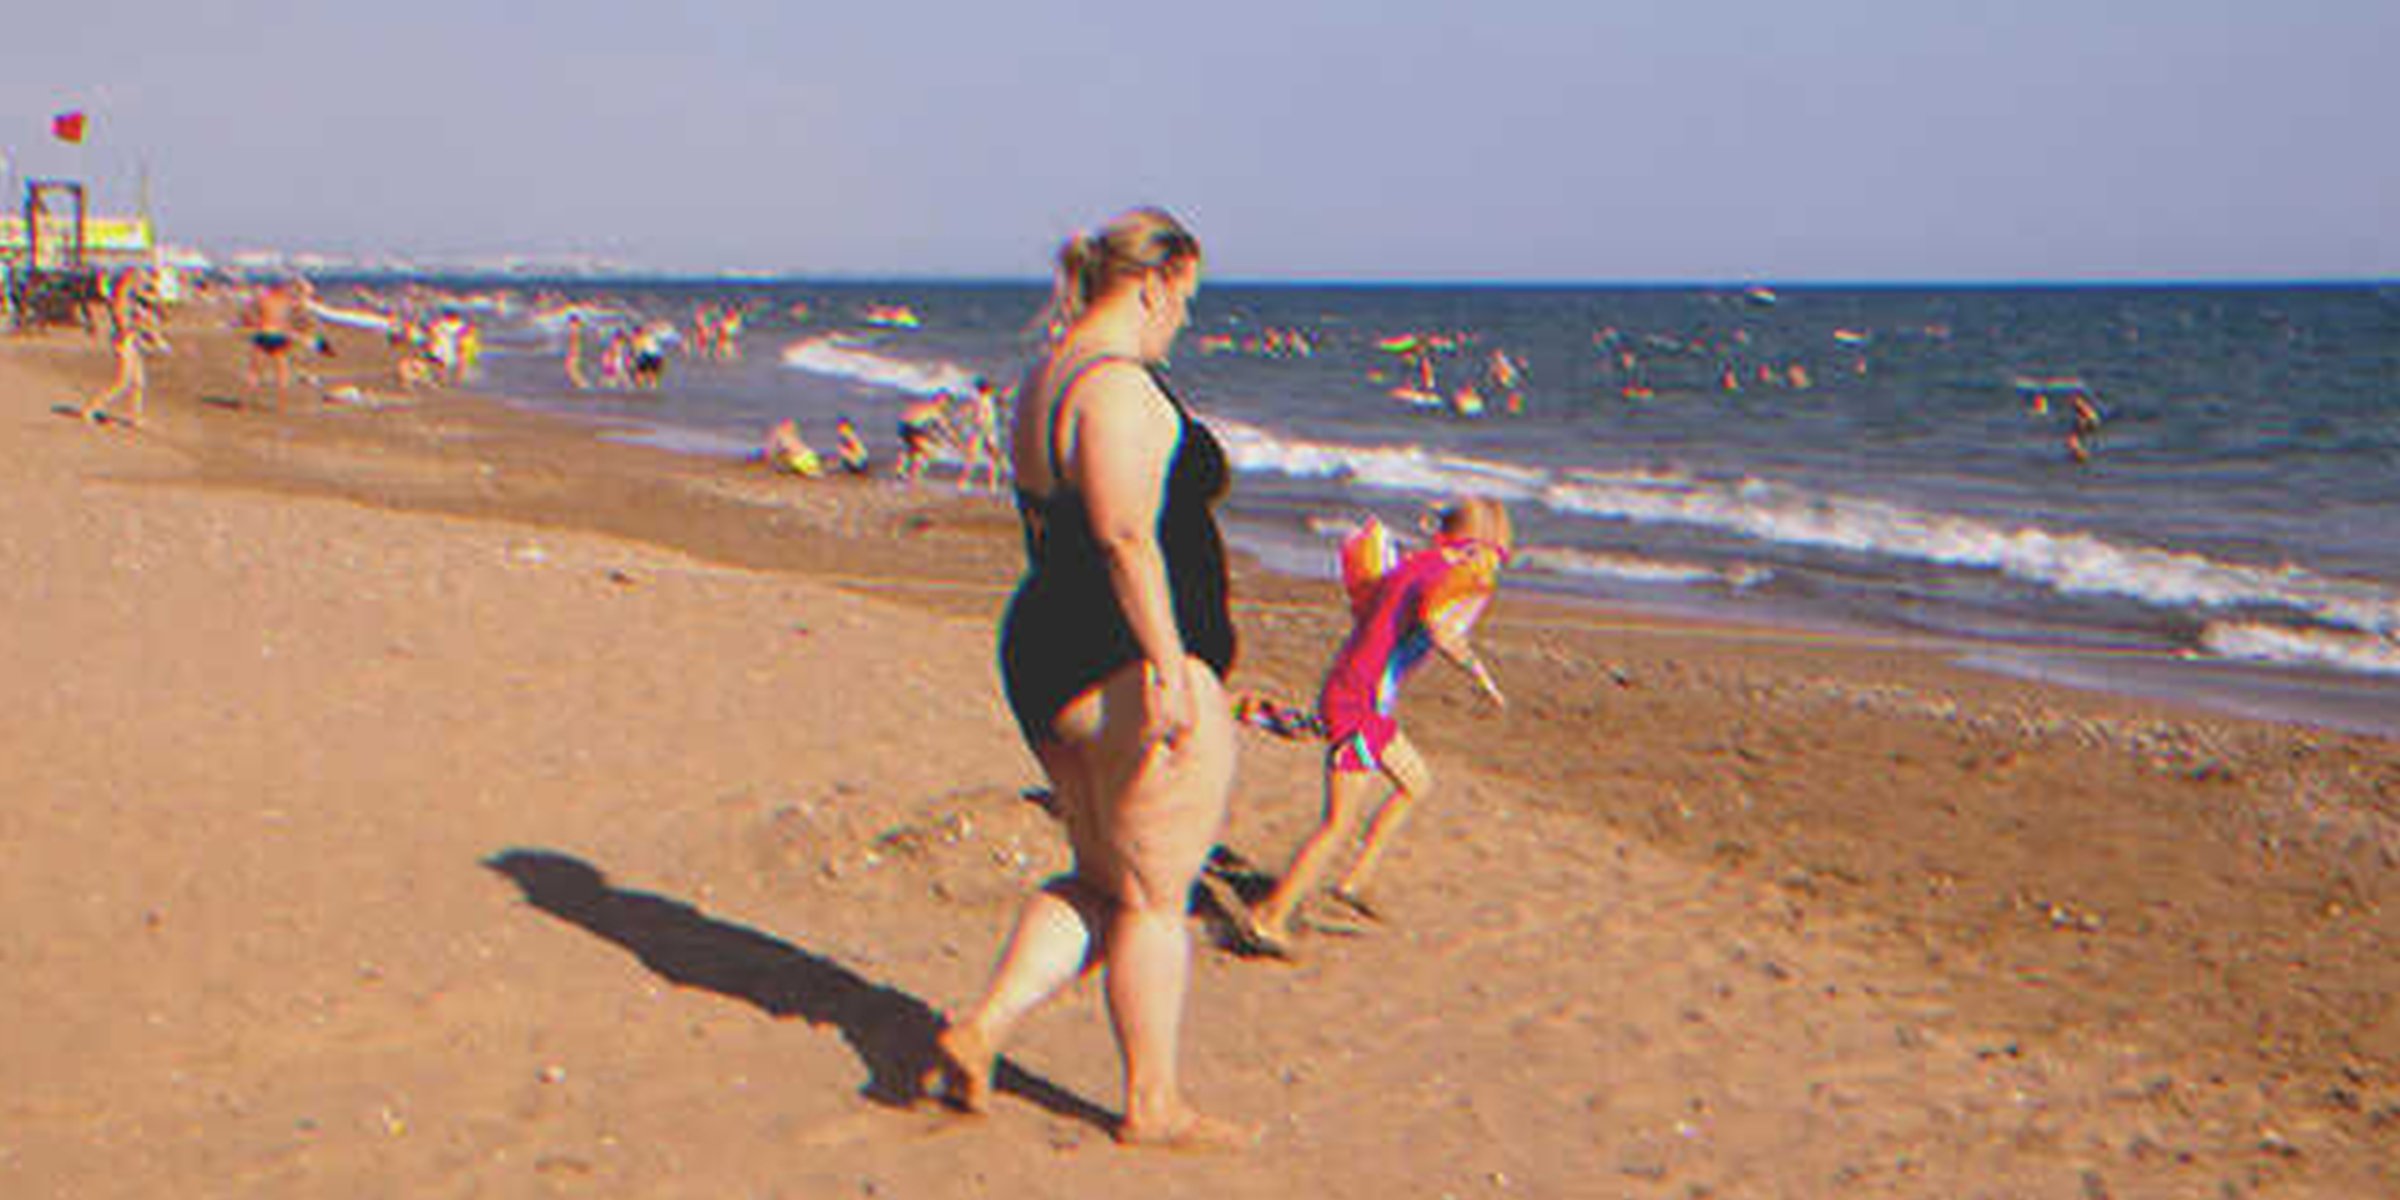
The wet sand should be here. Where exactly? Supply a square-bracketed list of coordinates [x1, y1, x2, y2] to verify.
[3, 305, 2396, 1197]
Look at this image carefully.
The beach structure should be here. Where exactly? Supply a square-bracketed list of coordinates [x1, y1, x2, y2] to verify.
[1, 178, 156, 331]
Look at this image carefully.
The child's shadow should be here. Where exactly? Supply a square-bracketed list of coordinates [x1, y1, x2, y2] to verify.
[484, 848, 1109, 1128]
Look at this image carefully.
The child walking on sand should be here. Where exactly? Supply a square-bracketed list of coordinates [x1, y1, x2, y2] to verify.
[1237, 497, 1511, 956]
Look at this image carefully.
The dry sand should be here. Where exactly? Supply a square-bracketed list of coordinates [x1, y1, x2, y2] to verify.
[3, 307, 2396, 1198]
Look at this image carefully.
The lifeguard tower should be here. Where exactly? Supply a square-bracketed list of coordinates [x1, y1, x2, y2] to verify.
[2, 179, 153, 332]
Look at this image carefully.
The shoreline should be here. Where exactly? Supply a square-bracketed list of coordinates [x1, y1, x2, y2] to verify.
[451, 342, 2400, 743]
[7, 307, 2399, 1195]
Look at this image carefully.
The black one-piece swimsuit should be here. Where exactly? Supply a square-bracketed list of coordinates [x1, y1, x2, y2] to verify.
[999, 357, 1236, 745]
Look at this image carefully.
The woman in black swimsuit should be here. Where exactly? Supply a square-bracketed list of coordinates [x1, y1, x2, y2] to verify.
[926, 208, 1250, 1150]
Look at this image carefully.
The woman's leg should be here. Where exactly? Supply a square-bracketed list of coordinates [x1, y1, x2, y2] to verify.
[1069, 657, 1244, 1143]
[930, 740, 1109, 1111]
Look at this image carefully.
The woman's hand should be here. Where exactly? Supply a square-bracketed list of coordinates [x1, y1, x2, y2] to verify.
[1143, 657, 1198, 750]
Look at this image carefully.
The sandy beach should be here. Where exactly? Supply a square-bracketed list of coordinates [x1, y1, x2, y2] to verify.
[3, 306, 2396, 1197]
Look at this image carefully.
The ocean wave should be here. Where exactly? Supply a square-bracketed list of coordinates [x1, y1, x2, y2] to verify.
[1212, 418, 2400, 645]
[527, 304, 639, 333]
[2201, 623, 2400, 677]
[1300, 512, 1766, 591]
[1539, 471, 2400, 638]
[1213, 419, 1547, 500]
[778, 334, 979, 398]
[1515, 546, 1771, 590]
[308, 302, 394, 332]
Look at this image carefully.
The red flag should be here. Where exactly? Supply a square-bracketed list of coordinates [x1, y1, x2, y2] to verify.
[52, 111, 87, 143]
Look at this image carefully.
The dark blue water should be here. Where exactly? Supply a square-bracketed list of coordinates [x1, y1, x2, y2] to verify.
[317, 277, 2400, 734]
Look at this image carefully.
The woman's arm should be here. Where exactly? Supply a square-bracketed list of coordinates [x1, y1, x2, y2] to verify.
[1071, 362, 1196, 745]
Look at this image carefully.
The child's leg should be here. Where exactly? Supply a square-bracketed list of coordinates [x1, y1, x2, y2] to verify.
[1336, 731, 1434, 903]
[1249, 757, 1387, 942]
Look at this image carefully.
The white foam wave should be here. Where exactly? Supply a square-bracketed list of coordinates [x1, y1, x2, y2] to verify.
[1295, 512, 1755, 590]
[778, 334, 979, 398]
[2202, 623, 2400, 677]
[1213, 418, 1546, 501]
[527, 304, 637, 333]
[1516, 546, 1770, 590]
[1539, 473, 2400, 638]
[1212, 419, 2400, 644]
[309, 302, 393, 332]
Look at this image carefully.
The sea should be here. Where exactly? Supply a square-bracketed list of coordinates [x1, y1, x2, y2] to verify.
[315, 277, 2400, 737]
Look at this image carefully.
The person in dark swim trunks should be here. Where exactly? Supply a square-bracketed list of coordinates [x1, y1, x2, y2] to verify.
[243, 281, 306, 404]
[924, 207, 1252, 1152]
[895, 394, 958, 486]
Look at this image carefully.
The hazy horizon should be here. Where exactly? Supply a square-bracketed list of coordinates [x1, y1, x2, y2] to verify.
[4, 1, 2393, 283]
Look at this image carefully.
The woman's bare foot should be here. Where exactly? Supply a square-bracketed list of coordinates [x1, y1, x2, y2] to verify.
[1116, 1107, 1259, 1153]
[921, 1023, 996, 1114]
[1231, 907, 1296, 961]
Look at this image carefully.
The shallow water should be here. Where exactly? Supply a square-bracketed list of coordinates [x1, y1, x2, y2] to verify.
[331, 276, 2400, 734]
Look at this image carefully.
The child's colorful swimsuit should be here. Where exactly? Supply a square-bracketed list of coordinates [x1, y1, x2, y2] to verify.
[1316, 531, 1502, 773]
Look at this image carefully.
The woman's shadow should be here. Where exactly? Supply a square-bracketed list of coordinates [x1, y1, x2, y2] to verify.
[483, 848, 1109, 1128]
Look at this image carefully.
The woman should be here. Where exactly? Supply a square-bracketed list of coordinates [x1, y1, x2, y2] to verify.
[926, 207, 1248, 1150]
[1238, 497, 1511, 956]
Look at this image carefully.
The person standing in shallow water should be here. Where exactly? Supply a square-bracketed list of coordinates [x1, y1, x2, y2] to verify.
[564, 315, 590, 390]
[924, 207, 1253, 1151]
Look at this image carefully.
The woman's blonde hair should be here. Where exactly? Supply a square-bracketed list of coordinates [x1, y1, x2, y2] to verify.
[1041, 207, 1202, 337]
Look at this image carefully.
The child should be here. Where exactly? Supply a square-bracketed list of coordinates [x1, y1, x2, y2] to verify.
[763, 418, 823, 477]
[833, 416, 871, 475]
[1238, 497, 1511, 956]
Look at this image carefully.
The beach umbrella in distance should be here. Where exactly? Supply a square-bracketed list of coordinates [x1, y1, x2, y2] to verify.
[52, 111, 87, 143]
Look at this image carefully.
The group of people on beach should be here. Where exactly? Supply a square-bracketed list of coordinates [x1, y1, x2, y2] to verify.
[754, 375, 1009, 492]
[759, 414, 870, 479]
[898, 378, 1009, 491]
[558, 313, 675, 393]
[686, 303, 746, 362]
[922, 207, 1514, 1152]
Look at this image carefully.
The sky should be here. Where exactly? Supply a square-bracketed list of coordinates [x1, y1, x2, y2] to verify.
[2, 0, 2394, 282]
